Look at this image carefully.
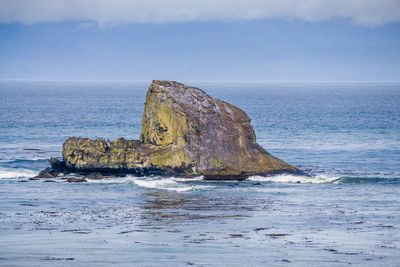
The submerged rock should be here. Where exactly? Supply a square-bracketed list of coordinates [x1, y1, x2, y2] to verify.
[34, 168, 60, 178]
[62, 80, 298, 179]
[33, 157, 68, 179]
[83, 172, 119, 180]
[84, 172, 104, 180]
[66, 178, 87, 183]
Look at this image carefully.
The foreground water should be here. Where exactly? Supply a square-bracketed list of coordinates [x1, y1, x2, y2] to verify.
[0, 81, 399, 266]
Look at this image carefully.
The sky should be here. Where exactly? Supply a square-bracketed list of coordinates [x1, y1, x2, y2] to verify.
[0, 0, 400, 82]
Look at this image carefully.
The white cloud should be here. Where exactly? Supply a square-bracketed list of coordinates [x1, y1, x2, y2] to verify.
[0, 0, 399, 26]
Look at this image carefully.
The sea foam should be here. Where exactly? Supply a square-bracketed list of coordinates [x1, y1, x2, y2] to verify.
[0, 167, 38, 179]
[248, 174, 341, 184]
[87, 175, 210, 192]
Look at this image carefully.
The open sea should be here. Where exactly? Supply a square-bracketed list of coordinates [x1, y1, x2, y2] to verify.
[0, 81, 399, 266]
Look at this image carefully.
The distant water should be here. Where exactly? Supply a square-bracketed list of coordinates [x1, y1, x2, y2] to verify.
[0, 81, 399, 266]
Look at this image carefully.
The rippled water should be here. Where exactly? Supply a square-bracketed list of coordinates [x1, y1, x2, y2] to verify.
[0, 81, 399, 266]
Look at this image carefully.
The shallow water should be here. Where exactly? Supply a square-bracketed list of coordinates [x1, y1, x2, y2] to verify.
[0, 81, 399, 266]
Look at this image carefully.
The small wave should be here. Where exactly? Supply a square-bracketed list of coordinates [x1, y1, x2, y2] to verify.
[86, 176, 136, 184]
[1, 159, 49, 164]
[87, 175, 210, 192]
[335, 176, 400, 184]
[0, 167, 38, 179]
[129, 176, 212, 192]
[248, 174, 341, 184]
[133, 178, 194, 192]
[248, 174, 400, 184]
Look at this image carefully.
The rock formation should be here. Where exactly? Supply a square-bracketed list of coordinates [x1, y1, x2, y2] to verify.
[61, 80, 297, 179]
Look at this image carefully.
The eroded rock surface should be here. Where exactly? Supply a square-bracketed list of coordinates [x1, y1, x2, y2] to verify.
[62, 80, 297, 179]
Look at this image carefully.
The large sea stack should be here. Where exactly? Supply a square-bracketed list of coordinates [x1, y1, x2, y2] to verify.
[62, 80, 297, 179]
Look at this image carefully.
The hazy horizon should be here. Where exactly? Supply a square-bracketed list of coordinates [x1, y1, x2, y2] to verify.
[1, 79, 400, 83]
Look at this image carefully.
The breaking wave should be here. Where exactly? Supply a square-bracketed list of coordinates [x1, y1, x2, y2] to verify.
[0, 167, 38, 179]
[87, 175, 210, 192]
[248, 174, 341, 184]
[1, 163, 399, 191]
[86, 173, 400, 192]
[249, 174, 400, 184]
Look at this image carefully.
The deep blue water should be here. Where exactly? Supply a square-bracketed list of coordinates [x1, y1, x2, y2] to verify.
[0, 81, 399, 266]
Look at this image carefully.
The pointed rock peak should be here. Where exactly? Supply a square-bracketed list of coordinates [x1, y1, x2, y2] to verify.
[151, 80, 208, 95]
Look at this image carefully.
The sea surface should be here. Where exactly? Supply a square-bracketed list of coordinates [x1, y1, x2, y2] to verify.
[0, 81, 399, 266]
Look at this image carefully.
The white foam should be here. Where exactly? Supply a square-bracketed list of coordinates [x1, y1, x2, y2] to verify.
[86, 176, 136, 184]
[172, 176, 204, 182]
[248, 174, 341, 184]
[87, 173, 343, 190]
[87, 175, 211, 192]
[0, 168, 38, 179]
[133, 178, 193, 192]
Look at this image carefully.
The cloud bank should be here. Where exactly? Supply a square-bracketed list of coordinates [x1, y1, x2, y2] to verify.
[1, 0, 399, 26]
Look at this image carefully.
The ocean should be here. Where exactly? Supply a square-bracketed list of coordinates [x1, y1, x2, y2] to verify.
[0, 81, 399, 266]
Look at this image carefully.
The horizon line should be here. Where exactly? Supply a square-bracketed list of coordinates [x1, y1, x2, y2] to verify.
[1, 79, 400, 84]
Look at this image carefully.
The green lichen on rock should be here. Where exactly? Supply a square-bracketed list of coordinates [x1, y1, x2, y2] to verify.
[62, 80, 298, 179]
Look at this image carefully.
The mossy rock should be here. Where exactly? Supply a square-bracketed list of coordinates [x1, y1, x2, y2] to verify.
[62, 80, 298, 179]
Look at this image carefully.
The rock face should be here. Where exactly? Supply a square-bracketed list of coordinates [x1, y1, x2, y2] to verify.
[62, 80, 297, 179]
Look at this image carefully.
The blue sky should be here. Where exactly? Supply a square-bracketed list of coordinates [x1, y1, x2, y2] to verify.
[0, 0, 399, 82]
